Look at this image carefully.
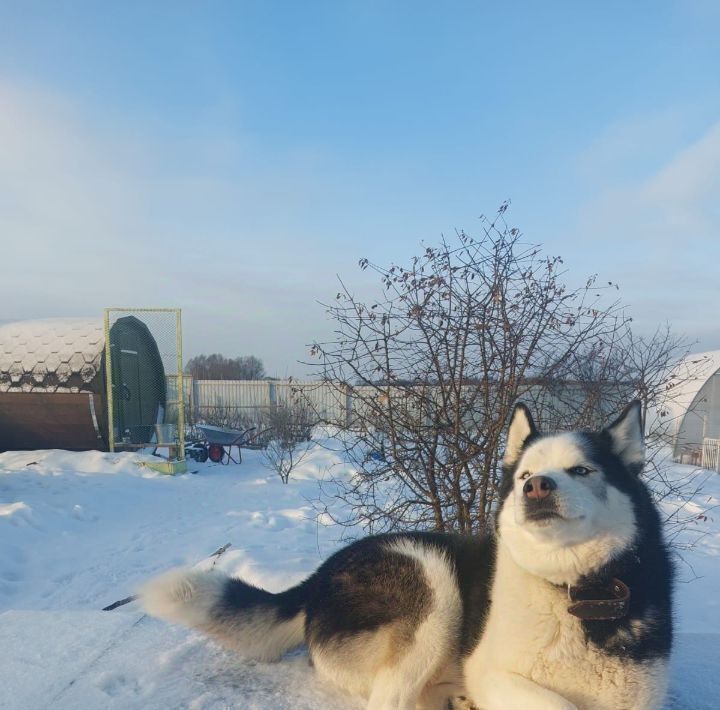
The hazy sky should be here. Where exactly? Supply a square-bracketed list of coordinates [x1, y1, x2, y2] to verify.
[1, 2, 719, 376]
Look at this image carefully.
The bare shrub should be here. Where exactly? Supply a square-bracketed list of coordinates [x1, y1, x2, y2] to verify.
[261, 403, 315, 484]
[309, 204, 703, 536]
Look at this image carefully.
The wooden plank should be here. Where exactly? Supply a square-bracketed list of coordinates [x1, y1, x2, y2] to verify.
[0, 392, 107, 452]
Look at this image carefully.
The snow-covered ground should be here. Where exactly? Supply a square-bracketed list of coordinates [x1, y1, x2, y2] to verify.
[1, 440, 718, 709]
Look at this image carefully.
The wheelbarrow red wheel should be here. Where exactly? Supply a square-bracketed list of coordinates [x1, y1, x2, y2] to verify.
[208, 443, 224, 463]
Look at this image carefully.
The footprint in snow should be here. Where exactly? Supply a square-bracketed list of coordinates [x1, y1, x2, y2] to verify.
[98, 672, 141, 697]
[72, 504, 99, 522]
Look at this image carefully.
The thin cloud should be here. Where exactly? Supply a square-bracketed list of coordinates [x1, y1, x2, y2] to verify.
[639, 121, 720, 236]
[571, 118, 720, 349]
[0, 81, 346, 376]
[578, 119, 720, 244]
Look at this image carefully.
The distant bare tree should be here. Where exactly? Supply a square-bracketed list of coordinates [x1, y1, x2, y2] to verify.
[185, 354, 265, 380]
[520, 323, 695, 436]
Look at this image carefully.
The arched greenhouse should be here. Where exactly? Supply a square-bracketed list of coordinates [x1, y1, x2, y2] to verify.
[665, 350, 720, 467]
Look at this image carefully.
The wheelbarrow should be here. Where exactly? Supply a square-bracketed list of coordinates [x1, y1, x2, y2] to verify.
[191, 425, 257, 464]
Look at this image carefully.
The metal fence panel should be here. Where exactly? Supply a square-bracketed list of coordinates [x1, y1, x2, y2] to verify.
[702, 438, 720, 472]
[186, 379, 634, 435]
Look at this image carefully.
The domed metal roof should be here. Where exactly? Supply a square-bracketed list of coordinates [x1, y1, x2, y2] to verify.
[664, 350, 720, 425]
[0, 318, 104, 393]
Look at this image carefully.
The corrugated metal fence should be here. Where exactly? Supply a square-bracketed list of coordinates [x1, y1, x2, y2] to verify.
[170, 378, 352, 425]
[167, 377, 634, 431]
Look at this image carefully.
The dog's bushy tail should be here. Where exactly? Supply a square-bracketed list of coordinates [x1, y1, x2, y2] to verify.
[138, 568, 308, 661]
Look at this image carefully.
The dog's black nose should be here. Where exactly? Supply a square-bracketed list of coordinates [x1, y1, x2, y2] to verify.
[523, 476, 556, 500]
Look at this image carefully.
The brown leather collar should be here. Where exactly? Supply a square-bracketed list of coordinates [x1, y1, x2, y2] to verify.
[563, 577, 631, 621]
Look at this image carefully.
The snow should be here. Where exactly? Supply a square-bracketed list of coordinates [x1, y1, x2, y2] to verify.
[0, 611, 359, 710]
[1, 440, 719, 709]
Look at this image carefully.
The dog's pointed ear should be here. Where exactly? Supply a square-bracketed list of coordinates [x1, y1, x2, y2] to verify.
[604, 400, 645, 474]
[504, 403, 537, 467]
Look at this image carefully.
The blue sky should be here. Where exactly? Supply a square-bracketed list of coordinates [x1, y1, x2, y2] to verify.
[1, 2, 719, 375]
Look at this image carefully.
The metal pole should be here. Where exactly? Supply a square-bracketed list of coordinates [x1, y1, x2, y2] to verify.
[345, 383, 352, 429]
[103, 309, 115, 452]
[176, 308, 185, 460]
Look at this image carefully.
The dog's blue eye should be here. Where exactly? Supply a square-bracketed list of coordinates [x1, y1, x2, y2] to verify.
[567, 466, 591, 476]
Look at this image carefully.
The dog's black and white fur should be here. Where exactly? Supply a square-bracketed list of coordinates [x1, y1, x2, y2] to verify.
[140, 402, 673, 709]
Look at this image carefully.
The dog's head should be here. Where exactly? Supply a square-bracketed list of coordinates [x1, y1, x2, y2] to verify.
[496, 401, 646, 585]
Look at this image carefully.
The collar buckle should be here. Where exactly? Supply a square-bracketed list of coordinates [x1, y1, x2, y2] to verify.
[566, 577, 630, 621]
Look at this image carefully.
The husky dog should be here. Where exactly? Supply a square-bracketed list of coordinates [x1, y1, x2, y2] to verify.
[140, 402, 673, 709]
